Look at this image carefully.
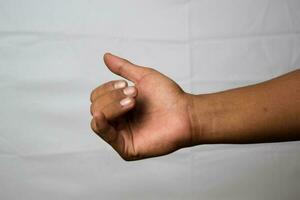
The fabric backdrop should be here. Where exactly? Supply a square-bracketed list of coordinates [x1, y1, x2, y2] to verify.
[0, 0, 300, 199]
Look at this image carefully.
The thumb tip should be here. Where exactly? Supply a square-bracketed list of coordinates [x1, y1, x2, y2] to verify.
[103, 52, 124, 70]
[103, 52, 112, 61]
[103, 52, 113, 70]
[103, 52, 121, 65]
[102, 53, 142, 81]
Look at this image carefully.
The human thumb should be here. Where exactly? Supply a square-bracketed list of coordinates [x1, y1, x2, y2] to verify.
[103, 53, 149, 83]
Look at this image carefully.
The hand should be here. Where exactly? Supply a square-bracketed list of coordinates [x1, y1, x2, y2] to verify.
[90, 53, 194, 161]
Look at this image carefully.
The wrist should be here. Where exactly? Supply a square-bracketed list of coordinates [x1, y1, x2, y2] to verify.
[185, 93, 215, 145]
[186, 92, 232, 145]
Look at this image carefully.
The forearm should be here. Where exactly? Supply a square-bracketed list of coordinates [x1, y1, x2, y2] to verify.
[189, 69, 300, 144]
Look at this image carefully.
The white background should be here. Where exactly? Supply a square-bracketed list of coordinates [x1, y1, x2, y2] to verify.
[0, 0, 300, 199]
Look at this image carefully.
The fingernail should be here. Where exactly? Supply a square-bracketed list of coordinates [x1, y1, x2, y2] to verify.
[114, 81, 126, 89]
[123, 86, 136, 96]
[120, 97, 132, 107]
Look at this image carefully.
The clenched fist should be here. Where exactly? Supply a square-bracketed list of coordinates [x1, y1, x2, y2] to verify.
[90, 53, 194, 161]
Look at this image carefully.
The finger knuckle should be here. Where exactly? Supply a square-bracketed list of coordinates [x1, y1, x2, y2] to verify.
[90, 90, 96, 102]
[113, 89, 125, 99]
[121, 150, 141, 161]
[107, 80, 116, 88]
[122, 154, 140, 161]
[121, 154, 136, 161]
[90, 103, 96, 115]
[90, 82, 113, 102]
[90, 120, 98, 133]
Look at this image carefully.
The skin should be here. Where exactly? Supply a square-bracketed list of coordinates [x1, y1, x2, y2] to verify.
[90, 53, 300, 161]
